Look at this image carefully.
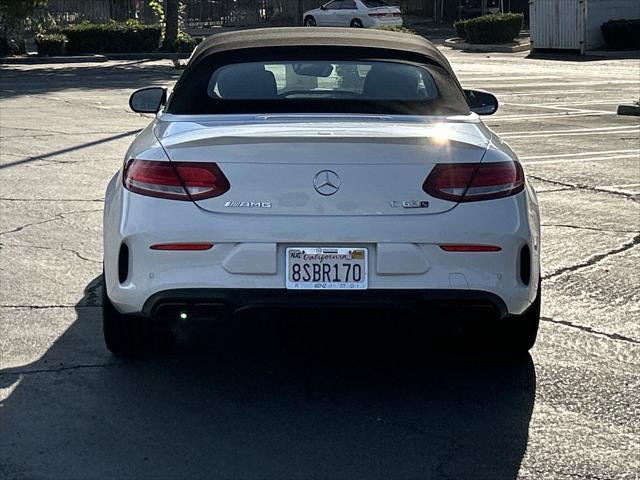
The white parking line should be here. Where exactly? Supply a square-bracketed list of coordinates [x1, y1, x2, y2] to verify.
[520, 149, 639, 160]
[528, 100, 629, 107]
[478, 80, 639, 88]
[502, 127, 640, 139]
[522, 154, 639, 165]
[497, 90, 639, 97]
[458, 76, 561, 82]
[502, 102, 614, 114]
[501, 126, 639, 136]
[596, 184, 640, 195]
[598, 183, 640, 188]
[489, 111, 618, 121]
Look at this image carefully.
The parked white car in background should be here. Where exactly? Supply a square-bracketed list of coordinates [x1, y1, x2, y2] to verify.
[303, 0, 402, 28]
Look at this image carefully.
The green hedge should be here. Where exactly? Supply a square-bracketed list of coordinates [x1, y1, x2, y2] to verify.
[61, 21, 162, 54]
[458, 13, 523, 44]
[374, 25, 415, 34]
[601, 19, 640, 50]
[36, 33, 68, 56]
[171, 31, 203, 53]
[453, 19, 467, 40]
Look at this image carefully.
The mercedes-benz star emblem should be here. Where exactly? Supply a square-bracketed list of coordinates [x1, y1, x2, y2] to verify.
[313, 170, 341, 196]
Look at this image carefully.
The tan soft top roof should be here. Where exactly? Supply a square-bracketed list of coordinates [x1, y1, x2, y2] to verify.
[191, 27, 455, 77]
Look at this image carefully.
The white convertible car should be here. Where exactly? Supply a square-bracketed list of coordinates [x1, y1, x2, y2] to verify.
[303, 0, 403, 28]
[103, 28, 541, 356]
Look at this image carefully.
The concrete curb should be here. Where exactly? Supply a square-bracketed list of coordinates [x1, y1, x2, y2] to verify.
[0, 52, 192, 65]
[617, 104, 640, 116]
[444, 37, 531, 53]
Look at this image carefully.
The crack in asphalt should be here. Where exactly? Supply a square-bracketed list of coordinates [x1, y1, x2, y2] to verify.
[0, 363, 118, 377]
[541, 316, 639, 345]
[0, 208, 102, 237]
[542, 233, 640, 280]
[0, 242, 102, 264]
[0, 126, 133, 138]
[530, 174, 640, 201]
[540, 223, 639, 234]
[0, 303, 89, 310]
[0, 197, 104, 202]
[16, 93, 151, 117]
[0, 304, 98, 309]
[536, 187, 573, 194]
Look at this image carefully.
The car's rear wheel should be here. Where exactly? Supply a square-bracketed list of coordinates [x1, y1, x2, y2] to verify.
[102, 275, 176, 357]
[512, 280, 541, 351]
[452, 280, 540, 356]
[304, 16, 316, 26]
[350, 18, 364, 28]
[497, 279, 541, 354]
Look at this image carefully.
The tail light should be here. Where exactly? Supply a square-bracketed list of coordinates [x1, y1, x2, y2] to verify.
[369, 12, 388, 17]
[123, 159, 230, 201]
[423, 162, 524, 202]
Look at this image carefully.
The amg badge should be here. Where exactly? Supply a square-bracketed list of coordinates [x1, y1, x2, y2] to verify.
[224, 201, 272, 208]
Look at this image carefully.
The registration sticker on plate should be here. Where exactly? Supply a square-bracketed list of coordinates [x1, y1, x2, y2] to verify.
[286, 247, 368, 290]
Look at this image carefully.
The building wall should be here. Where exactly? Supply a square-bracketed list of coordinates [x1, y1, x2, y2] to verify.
[585, 0, 640, 50]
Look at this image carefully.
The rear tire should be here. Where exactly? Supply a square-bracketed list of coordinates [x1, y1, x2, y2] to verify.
[501, 280, 541, 353]
[304, 16, 316, 26]
[102, 275, 176, 357]
[350, 19, 364, 28]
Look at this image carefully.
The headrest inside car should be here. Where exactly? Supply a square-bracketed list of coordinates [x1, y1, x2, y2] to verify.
[214, 64, 278, 99]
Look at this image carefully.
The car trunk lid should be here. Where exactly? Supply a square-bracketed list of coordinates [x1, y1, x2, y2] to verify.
[155, 116, 489, 216]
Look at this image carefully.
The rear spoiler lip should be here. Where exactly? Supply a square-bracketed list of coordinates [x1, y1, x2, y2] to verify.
[153, 115, 490, 150]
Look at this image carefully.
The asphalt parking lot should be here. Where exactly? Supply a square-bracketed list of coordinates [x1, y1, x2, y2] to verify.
[0, 48, 638, 480]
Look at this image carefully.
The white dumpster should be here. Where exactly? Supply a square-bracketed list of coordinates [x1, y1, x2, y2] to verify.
[530, 0, 640, 54]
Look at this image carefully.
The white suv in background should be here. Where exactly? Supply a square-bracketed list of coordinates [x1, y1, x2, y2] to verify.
[303, 0, 403, 28]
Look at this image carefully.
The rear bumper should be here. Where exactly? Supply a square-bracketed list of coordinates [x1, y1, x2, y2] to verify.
[104, 177, 541, 316]
[143, 288, 508, 320]
[367, 17, 403, 27]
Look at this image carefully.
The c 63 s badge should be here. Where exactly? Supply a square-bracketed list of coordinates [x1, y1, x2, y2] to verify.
[224, 201, 272, 208]
[390, 200, 430, 209]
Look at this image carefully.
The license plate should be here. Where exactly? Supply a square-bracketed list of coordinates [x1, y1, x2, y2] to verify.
[286, 247, 368, 290]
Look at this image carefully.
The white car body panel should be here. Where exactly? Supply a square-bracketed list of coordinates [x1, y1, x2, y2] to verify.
[104, 113, 541, 317]
[304, 0, 403, 28]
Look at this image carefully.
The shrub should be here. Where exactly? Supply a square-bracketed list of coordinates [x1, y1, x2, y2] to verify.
[36, 33, 67, 56]
[464, 13, 523, 44]
[172, 31, 202, 53]
[374, 25, 415, 34]
[61, 20, 162, 54]
[601, 19, 640, 50]
[454, 19, 468, 39]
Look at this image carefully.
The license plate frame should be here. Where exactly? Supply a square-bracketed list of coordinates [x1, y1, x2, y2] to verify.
[285, 247, 368, 290]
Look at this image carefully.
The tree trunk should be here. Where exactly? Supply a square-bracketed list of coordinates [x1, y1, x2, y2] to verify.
[297, 0, 304, 25]
[162, 0, 179, 51]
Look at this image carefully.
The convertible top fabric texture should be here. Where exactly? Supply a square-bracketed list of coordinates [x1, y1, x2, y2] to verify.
[191, 27, 455, 77]
[168, 27, 469, 115]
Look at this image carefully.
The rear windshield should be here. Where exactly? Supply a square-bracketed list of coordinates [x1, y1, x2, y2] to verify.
[207, 61, 438, 101]
[363, 0, 389, 7]
[167, 49, 469, 116]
